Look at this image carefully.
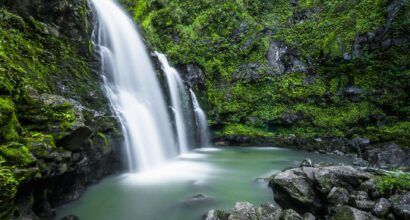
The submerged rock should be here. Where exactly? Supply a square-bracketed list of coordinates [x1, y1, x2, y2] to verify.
[181, 194, 214, 207]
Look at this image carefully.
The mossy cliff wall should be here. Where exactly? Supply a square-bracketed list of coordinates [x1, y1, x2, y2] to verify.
[124, 0, 410, 150]
[0, 1, 123, 219]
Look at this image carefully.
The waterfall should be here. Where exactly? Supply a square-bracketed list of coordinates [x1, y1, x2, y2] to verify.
[190, 89, 211, 148]
[155, 52, 190, 153]
[91, 0, 178, 172]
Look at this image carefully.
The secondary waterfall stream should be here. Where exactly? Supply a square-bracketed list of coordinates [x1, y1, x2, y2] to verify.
[91, 0, 210, 172]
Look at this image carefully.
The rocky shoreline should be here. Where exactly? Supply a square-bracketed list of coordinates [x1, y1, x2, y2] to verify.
[205, 160, 409, 220]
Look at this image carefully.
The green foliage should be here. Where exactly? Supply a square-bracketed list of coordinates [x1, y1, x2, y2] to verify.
[0, 166, 19, 218]
[131, 0, 410, 145]
[221, 124, 274, 138]
[0, 143, 34, 166]
[376, 172, 410, 195]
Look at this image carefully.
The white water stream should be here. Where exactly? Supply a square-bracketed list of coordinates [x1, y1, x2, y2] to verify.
[91, 0, 177, 172]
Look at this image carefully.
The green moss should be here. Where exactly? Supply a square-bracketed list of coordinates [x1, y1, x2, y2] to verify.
[0, 143, 34, 166]
[376, 172, 410, 195]
[0, 166, 19, 218]
[296, 102, 382, 128]
[97, 132, 109, 146]
[221, 124, 274, 138]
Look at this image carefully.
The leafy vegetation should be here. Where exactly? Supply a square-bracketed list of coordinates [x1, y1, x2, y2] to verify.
[128, 0, 410, 146]
[376, 172, 410, 195]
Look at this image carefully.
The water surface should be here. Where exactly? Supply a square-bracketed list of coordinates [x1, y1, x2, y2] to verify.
[56, 147, 350, 220]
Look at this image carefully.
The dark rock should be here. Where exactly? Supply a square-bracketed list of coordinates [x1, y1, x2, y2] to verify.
[229, 202, 257, 220]
[350, 137, 370, 157]
[353, 156, 370, 167]
[232, 63, 269, 81]
[359, 179, 379, 199]
[372, 198, 391, 217]
[390, 192, 410, 220]
[330, 206, 380, 220]
[302, 212, 316, 220]
[267, 42, 286, 75]
[205, 210, 229, 220]
[57, 126, 92, 151]
[270, 167, 321, 214]
[327, 187, 350, 205]
[280, 209, 303, 220]
[300, 159, 313, 167]
[280, 112, 304, 125]
[349, 191, 375, 211]
[61, 215, 79, 220]
[184, 64, 205, 87]
[256, 203, 282, 220]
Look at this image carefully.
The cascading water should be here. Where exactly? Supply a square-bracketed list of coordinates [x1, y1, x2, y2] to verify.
[155, 52, 190, 153]
[190, 89, 211, 148]
[91, 0, 178, 172]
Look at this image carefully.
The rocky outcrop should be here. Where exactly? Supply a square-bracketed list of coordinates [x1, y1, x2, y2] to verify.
[205, 161, 407, 220]
[364, 144, 410, 170]
[268, 162, 408, 219]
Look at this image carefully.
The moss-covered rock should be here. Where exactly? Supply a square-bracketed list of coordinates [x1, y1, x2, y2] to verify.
[0, 2, 122, 218]
[129, 0, 410, 148]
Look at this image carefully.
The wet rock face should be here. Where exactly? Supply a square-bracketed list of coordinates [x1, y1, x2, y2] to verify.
[267, 41, 308, 75]
[3, 0, 91, 42]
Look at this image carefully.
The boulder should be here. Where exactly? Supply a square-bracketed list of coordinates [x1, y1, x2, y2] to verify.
[256, 203, 282, 220]
[372, 198, 391, 217]
[359, 179, 379, 199]
[364, 144, 410, 169]
[302, 213, 316, 220]
[269, 167, 321, 214]
[349, 191, 375, 211]
[228, 202, 257, 220]
[330, 206, 380, 220]
[327, 187, 350, 205]
[390, 192, 410, 220]
[314, 166, 370, 194]
[280, 209, 303, 220]
[300, 159, 313, 167]
[205, 210, 229, 220]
